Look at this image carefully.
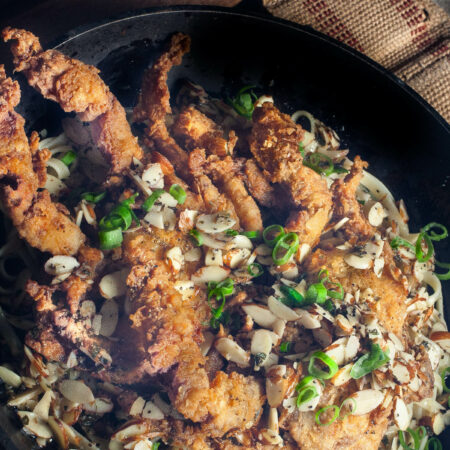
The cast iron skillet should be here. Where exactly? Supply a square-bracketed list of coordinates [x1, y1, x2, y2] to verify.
[1, 5, 449, 449]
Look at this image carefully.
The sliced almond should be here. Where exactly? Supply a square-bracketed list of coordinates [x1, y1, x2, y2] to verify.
[373, 257, 384, 277]
[225, 235, 253, 250]
[261, 352, 279, 369]
[272, 319, 286, 339]
[144, 210, 164, 229]
[129, 396, 146, 417]
[251, 329, 273, 357]
[350, 389, 384, 416]
[312, 326, 333, 348]
[421, 413, 446, 435]
[205, 248, 223, 266]
[142, 400, 164, 420]
[0, 365, 21, 388]
[80, 300, 96, 318]
[18, 411, 53, 439]
[99, 269, 128, 299]
[215, 338, 250, 368]
[99, 299, 119, 337]
[174, 280, 195, 300]
[242, 304, 277, 328]
[8, 387, 42, 407]
[33, 390, 53, 421]
[268, 407, 279, 433]
[142, 163, 164, 189]
[166, 246, 184, 272]
[266, 365, 287, 407]
[296, 243, 311, 264]
[223, 248, 250, 268]
[295, 309, 321, 329]
[178, 209, 198, 233]
[268, 296, 299, 321]
[184, 247, 202, 262]
[344, 252, 372, 270]
[391, 361, 411, 385]
[324, 339, 346, 366]
[330, 363, 353, 386]
[393, 397, 409, 431]
[59, 379, 95, 404]
[336, 315, 353, 335]
[366, 202, 387, 227]
[200, 331, 215, 356]
[260, 429, 283, 446]
[83, 397, 114, 414]
[191, 266, 230, 285]
[112, 420, 150, 442]
[344, 335, 360, 362]
[196, 212, 236, 234]
[44, 255, 79, 276]
[429, 331, 450, 352]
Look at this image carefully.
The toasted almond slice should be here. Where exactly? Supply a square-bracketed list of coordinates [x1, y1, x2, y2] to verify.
[112, 420, 150, 442]
[223, 248, 250, 268]
[242, 304, 277, 328]
[184, 247, 202, 262]
[0, 365, 21, 388]
[205, 248, 223, 266]
[144, 210, 164, 229]
[295, 309, 321, 329]
[373, 257, 385, 277]
[99, 299, 119, 337]
[312, 326, 333, 348]
[336, 315, 353, 335]
[18, 411, 53, 439]
[266, 365, 287, 408]
[251, 329, 273, 357]
[391, 361, 411, 385]
[8, 387, 42, 407]
[296, 243, 311, 264]
[99, 269, 128, 299]
[59, 379, 95, 404]
[268, 296, 299, 321]
[272, 319, 286, 339]
[260, 429, 283, 445]
[324, 339, 347, 366]
[178, 209, 198, 233]
[310, 303, 334, 323]
[215, 338, 250, 368]
[350, 389, 384, 416]
[345, 335, 360, 362]
[83, 397, 114, 414]
[48, 416, 70, 448]
[344, 253, 372, 270]
[225, 235, 253, 250]
[44, 255, 79, 276]
[129, 396, 146, 417]
[429, 331, 450, 352]
[142, 400, 164, 420]
[421, 413, 446, 435]
[366, 202, 387, 227]
[330, 363, 353, 386]
[33, 390, 53, 421]
[196, 212, 236, 234]
[191, 266, 230, 285]
[393, 397, 409, 431]
[166, 246, 184, 272]
[174, 281, 195, 300]
[142, 163, 164, 189]
[268, 407, 279, 433]
[200, 331, 215, 356]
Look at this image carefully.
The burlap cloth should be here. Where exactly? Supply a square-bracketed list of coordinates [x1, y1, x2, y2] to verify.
[262, 0, 450, 122]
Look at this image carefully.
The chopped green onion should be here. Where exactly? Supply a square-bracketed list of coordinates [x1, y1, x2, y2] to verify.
[303, 153, 334, 176]
[318, 268, 329, 283]
[247, 262, 263, 277]
[295, 375, 316, 391]
[332, 165, 349, 174]
[272, 232, 299, 265]
[279, 342, 292, 353]
[241, 230, 261, 239]
[296, 384, 318, 407]
[60, 150, 77, 166]
[426, 437, 442, 450]
[421, 222, 448, 241]
[390, 236, 415, 250]
[440, 367, 450, 393]
[189, 229, 203, 246]
[327, 281, 344, 300]
[350, 343, 390, 379]
[152, 442, 160, 450]
[305, 282, 328, 305]
[81, 191, 106, 204]
[323, 299, 336, 313]
[415, 232, 434, 263]
[142, 189, 165, 212]
[169, 184, 186, 204]
[435, 260, 450, 281]
[398, 428, 420, 450]
[298, 142, 305, 157]
[207, 278, 234, 326]
[228, 85, 257, 119]
[98, 228, 123, 250]
[315, 405, 339, 426]
[308, 351, 338, 380]
[99, 193, 138, 232]
[225, 229, 238, 236]
[263, 224, 285, 247]
[339, 397, 357, 419]
[279, 284, 306, 307]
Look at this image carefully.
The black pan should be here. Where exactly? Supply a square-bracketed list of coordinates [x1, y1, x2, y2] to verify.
[1, 5, 449, 449]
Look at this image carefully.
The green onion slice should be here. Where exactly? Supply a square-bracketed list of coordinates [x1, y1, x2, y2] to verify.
[142, 189, 165, 212]
[279, 284, 306, 307]
[421, 222, 448, 241]
[350, 343, 390, 379]
[327, 281, 344, 300]
[228, 85, 257, 119]
[272, 232, 299, 266]
[60, 150, 77, 166]
[99, 193, 139, 232]
[390, 236, 415, 250]
[247, 262, 263, 277]
[296, 384, 319, 407]
[295, 376, 316, 391]
[308, 351, 339, 380]
[81, 191, 106, 204]
[415, 232, 434, 263]
[169, 184, 187, 204]
[305, 282, 328, 305]
[298, 142, 305, 157]
[441, 366, 450, 393]
[279, 342, 292, 353]
[426, 437, 443, 450]
[339, 397, 357, 419]
[262, 224, 285, 247]
[98, 228, 123, 250]
[225, 229, 238, 236]
[318, 268, 329, 283]
[189, 229, 203, 246]
[304, 153, 334, 176]
[435, 260, 450, 281]
[241, 230, 261, 239]
[208, 278, 234, 301]
[398, 428, 420, 450]
[323, 299, 336, 313]
[315, 405, 340, 426]
[152, 441, 161, 450]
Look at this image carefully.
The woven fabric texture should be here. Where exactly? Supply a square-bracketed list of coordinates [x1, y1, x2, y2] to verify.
[264, 0, 450, 122]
